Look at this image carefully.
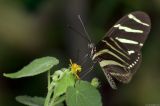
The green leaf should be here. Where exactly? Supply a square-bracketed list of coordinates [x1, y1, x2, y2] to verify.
[3, 56, 59, 78]
[54, 70, 75, 97]
[56, 103, 64, 106]
[66, 81, 102, 106]
[16, 95, 45, 106]
[54, 95, 65, 106]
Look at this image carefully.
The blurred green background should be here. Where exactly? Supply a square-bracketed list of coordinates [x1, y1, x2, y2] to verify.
[0, 0, 160, 106]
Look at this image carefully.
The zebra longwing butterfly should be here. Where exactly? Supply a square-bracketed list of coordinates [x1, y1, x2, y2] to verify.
[78, 11, 151, 89]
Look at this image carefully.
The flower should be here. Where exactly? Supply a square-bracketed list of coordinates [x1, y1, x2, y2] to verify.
[69, 59, 82, 79]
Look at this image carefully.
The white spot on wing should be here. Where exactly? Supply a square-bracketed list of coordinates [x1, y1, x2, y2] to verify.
[99, 60, 125, 68]
[127, 56, 140, 69]
[128, 14, 150, 26]
[114, 24, 143, 33]
[139, 43, 143, 46]
[115, 37, 139, 44]
[128, 50, 135, 55]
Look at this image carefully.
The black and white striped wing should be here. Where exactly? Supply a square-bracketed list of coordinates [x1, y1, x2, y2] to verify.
[92, 11, 151, 89]
[106, 11, 151, 51]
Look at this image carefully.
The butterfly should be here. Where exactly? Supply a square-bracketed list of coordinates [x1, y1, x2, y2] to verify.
[75, 11, 151, 89]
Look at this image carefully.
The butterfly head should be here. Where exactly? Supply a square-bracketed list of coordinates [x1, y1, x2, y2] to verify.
[88, 43, 96, 57]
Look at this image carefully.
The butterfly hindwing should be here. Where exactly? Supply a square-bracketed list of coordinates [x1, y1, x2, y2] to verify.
[95, 38, 142, 84]
[92, 11, 151, 89]
[104, 51, 142, 84]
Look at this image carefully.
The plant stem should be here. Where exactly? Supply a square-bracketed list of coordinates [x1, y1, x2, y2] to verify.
[44, 70, 52, 106]
[49, 96, 56, 106]
[44, 89, 54, 106]
[53, 95, 65, 106]
[48, 70, 51, 89]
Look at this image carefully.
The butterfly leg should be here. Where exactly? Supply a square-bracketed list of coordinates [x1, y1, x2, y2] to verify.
[80, 62, 96, 79]
[76, 50, 89, 65]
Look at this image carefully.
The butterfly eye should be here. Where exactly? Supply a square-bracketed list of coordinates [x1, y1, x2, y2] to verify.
[88, 43, 94, 49]
[88, 44, 91, 48]
[94, 47, 96, 52]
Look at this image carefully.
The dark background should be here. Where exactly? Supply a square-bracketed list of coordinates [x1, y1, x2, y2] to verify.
[0, 0, 160, 106]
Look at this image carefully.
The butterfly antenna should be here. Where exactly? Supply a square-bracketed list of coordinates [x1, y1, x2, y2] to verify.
[67, 25, 91, 43]
[77, 15, 92, 43]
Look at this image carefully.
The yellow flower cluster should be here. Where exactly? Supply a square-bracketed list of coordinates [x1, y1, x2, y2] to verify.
[70, 59, 81, 79]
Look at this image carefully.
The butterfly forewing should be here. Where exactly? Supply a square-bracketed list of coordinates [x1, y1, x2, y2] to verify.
[92, 11, 151, 89]
[106, 11, 151, 51]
